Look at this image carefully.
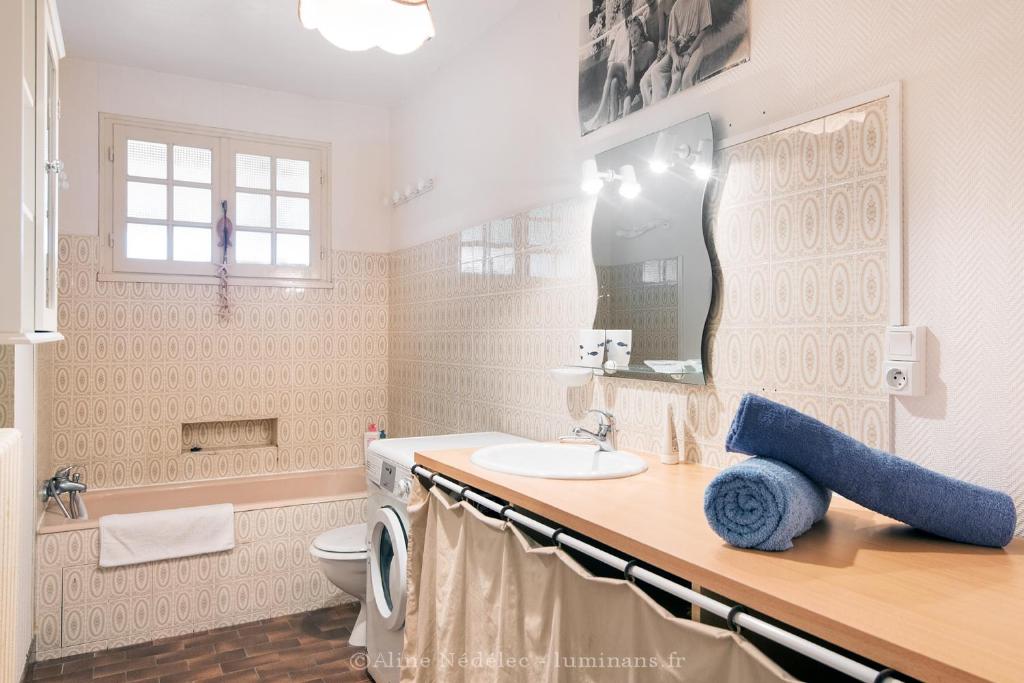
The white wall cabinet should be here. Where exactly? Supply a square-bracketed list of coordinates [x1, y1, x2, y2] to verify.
[1, 0, 63, 344]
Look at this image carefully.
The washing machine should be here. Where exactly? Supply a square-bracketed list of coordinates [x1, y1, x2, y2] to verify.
[364, 432, 532, 683]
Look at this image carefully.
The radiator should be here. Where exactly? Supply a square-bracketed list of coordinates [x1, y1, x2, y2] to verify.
[0, 429, 31, 680]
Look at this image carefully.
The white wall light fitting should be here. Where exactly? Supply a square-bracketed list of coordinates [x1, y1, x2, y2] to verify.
[617, 165, 641, 198]
[649, 131, 677, 173]
[649, 136, 713, 179]
[298, 0, 435, 56]
[581, 159, 611, 194]
[581, 160, 642, 199]
[390, 177, 435, 208]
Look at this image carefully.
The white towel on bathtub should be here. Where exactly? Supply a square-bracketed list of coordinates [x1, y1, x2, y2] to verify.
[99, 504, 235, 567]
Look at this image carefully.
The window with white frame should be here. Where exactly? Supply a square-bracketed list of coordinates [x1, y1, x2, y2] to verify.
[100, 115, 330, 284]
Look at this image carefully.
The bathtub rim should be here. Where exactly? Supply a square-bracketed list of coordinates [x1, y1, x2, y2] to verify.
[36, 466, 367, 535]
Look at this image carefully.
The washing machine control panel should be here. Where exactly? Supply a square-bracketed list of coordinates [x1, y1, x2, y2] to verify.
[365, 451, 413, 502]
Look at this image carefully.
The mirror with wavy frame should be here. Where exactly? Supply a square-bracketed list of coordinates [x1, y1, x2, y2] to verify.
[587, 113, 713, 384]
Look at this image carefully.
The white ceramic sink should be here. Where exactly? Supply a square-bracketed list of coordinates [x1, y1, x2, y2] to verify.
[470, 443, 648, 480]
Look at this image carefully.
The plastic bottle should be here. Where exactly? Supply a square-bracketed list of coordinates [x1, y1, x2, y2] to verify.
[365, 422, 381, 454]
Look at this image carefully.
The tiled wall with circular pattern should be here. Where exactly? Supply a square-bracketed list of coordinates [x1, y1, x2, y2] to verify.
[40, 238, 390, 489]
[388, 99, 891, 466]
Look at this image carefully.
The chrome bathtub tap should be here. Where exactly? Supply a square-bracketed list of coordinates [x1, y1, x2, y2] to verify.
[559, 409, 616, 452]
[41, 466, 88, 519]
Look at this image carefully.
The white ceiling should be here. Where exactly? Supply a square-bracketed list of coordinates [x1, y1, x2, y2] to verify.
[55, 0, 522, 107]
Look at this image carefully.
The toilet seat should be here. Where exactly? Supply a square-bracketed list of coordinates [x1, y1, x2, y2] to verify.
[311, 523, 368, 560]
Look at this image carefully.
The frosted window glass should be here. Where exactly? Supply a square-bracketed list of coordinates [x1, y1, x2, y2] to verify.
[126, 223, 167, 260]
[127, 140, 167, 179]
[173, 226, 211, 262]
[235, 192, 271, 227]
[276, 196, 309, 231]
[664, 257, 678, 282]
[235, 231, 271, 264]
[642, 260, 662, 283]
[276, 234, 309, 266]
[276, 158, 310, 193]
[173, 186, 212, 223]
[127, 181, 167, 220]
[236, 153, 271, 190]
[173, 146, 212, 183]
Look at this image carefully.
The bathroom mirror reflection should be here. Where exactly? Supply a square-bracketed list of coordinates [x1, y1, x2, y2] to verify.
[586, 112, 714, 385]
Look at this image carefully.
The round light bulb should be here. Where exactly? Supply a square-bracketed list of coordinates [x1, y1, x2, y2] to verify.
[618, 164, 641, 199]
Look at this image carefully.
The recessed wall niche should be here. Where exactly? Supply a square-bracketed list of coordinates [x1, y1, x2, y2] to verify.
[181, 418, 278, 453]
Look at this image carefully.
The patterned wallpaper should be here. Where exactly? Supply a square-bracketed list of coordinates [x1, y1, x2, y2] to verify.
[388, 99, 891, 466]
[44, 237, 389, 489]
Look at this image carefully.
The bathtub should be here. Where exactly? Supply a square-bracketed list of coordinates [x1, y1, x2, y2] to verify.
[37, 467, 366, 533]
[34, 468, 368, 660]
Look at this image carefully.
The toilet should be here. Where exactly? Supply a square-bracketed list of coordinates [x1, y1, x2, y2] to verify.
[310, 523, 368, 646]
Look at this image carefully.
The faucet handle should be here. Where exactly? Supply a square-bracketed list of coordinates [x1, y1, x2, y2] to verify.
[54, 465, 73, 479]
[585, 409, 615, 434]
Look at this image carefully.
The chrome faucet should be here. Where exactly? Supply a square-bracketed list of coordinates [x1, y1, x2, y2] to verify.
[41, 466, 88, 519]
[560, 409, 616, 452]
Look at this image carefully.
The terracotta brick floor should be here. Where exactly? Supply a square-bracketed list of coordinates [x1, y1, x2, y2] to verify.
[26, 604, 370, 682]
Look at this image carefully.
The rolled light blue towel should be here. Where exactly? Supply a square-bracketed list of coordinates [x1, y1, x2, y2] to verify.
[726, 394, 1017, 548]
[704, 458, 832, 551]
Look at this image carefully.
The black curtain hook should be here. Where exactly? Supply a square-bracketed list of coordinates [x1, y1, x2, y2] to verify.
[873, 669, 897, 683]
[726, 604, 746, 633]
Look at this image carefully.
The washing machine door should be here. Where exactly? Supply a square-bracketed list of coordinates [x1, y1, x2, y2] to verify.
[369, 505, 408, 632]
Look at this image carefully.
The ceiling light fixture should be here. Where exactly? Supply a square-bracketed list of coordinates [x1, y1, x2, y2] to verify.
[298, 0, 436, 56]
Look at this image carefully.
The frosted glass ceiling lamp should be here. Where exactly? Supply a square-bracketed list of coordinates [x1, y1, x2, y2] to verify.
[298, 0, 436, 55]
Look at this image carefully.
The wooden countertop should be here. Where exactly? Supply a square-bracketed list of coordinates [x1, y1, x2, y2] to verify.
[414, 448, 1024, 683]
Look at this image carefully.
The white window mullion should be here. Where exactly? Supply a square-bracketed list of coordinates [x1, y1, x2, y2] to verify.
[165, 146, 173, 262]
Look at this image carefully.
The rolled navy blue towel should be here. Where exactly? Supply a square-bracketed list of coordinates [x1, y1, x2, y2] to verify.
[704, 458, 832, 551]
[726, 393, 1017, 548]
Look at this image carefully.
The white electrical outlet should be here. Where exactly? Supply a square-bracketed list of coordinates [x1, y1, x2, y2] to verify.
[884, 360, 924, 396]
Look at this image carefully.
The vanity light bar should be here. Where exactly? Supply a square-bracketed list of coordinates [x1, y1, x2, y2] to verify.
[411, 464, 902, 683]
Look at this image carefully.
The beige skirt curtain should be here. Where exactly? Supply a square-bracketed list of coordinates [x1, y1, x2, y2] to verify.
[401, 483, 800, 683]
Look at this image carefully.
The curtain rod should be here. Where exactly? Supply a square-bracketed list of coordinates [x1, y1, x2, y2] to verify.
[411, 463, 901, 683]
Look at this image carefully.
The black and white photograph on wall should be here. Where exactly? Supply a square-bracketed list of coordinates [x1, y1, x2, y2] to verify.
[578, 0, 750, 135]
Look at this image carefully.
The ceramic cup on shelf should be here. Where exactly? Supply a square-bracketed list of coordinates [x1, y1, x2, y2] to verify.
[605, 330, 632, 367]
[577, 329, 606, 368]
